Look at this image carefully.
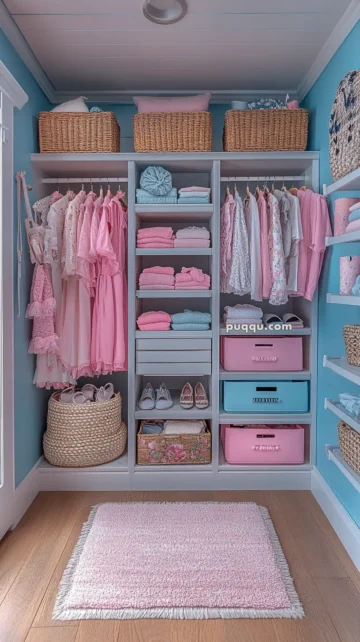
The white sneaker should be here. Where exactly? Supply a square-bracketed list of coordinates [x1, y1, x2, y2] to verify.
[155, 383, 173, 410]
[138, 382, 155, 410]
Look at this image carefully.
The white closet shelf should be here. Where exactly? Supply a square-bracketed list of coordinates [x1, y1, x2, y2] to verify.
[326, 446, 360, 492]
[323, 167, 360, 196]
[219, 409, 311, 424]
[134, 463, 213, 473]
[219, 325, 311, 336]
[324, 398, 360, 434]
[218, 448, 312, 471]
[219, 367, 310, 381]
[38, 452, 129, 473]
[326, 294, 360, 306]
[136, 248, 213, 256]
[135, 396, 212, 420]
[323, 356, 360, 385]
[136, 290, 212, 298]
[135, 205, 213, 221]
[135, 330, 212, 339]
[326, 230, 360, 246]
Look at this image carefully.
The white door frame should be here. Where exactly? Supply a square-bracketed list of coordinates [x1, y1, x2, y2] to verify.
[0, 62, 27, 539]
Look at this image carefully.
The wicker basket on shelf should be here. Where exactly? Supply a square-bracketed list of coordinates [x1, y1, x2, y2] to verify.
[343, 324, 360, 366]
[137, 421, 211, 465]
[38, 112, 120, 153]
[338, 420, 360, 475]
[223, 109, 308, 152]
[329, 70, 360, 181]
[133, 111, 212, 152]
[44, 391, 126, 467]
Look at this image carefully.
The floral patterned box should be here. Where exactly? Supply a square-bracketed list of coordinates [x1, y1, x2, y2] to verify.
[137, 423, 211, 466]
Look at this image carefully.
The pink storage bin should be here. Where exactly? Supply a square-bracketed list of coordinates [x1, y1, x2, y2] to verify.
[220, 336, 303, 371]
[221, 424, 305, 465]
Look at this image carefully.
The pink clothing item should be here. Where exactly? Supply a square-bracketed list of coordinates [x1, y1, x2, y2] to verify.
[137, 236, 175, 244]
[91, 195, 128, 374]
[139, 273, 175, 287]
[179, 186, 211, 193]
[174, 239, 210, 248]
[140, 284, 175, 290]
[142, 266, 175, 275]
[137, 311, 171, 325]
[304, 193, 332, 301]
[137, 322, 171, 331]
[61, 190, 86, 279]
[291, 189, 312, 297]
[137, 227, 173, 239]
[220, 194, 235, 293]
[176, 267, 210, 284]
[89, 195, 103, 264]
[257, 193, 272, 299]
[334, 198, 359, 236]
[27, 263, 58, 355]
[175, 284, 210, 290]
[77, 191, 96, 296]
[268, 193, 288, 305]
[345, 219, 360, 233]
[137, 242, 175, 248]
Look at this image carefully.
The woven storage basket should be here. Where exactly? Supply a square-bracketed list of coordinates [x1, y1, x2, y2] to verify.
[329, 70, 360, 182]
[343, 324, 360, 366]
[223, 109, 308, 152]
[133, 111, 212, 152]
[137, 422, 211, 465]
[338, 420, 360, 475]
[38, 112, 120, 153]
[44, 391, 126, 467]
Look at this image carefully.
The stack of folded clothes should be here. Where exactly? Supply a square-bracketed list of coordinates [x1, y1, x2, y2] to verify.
[175, 267, 211, 290]
[223, 304, 263, 325]
[171, 309, 211, 331]
[139, 266, 175, 290]
[163, 419, 207, 434]
[174, 226, 211, 248]
[137, 227, 175, 248]
[136, 166, 178, 204]
[345, 201, 360, 234]
[136, 311, 171, 331]
[178, 186, 211, 205]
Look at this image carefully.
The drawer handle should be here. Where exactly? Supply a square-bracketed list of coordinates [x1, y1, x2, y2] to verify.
[256, 386, 277, 391]
[252, 445, 280, 452]
[252, 397, 280, 403]
[252, 356, 278, 362]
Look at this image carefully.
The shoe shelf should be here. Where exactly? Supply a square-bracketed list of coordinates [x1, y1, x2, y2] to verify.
[326, 446, 360, 493]
[135, 396, 213, 420]
[324, 398, 360, 434]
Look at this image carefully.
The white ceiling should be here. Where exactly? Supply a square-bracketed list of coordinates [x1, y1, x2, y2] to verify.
[3, 0, 355, 93]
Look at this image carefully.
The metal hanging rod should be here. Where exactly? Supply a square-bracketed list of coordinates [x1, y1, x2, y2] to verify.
[220, 176, 304, 182]
[41, 177, 128, 184]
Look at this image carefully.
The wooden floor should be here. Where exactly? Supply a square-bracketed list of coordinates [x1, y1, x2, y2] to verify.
[0, 491, 359, 642]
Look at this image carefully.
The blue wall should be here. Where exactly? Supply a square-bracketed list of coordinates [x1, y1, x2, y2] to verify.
[302, 21, 360, 526]
[0, 28, 52, 486]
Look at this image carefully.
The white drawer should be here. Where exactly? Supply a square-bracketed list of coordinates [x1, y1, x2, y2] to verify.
[136, 338, 211, 351]
[137, 350, 211, 363]
[136, 363, 212, 375]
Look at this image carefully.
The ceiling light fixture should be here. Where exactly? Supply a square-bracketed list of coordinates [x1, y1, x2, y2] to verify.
[143, 0, 188, 25]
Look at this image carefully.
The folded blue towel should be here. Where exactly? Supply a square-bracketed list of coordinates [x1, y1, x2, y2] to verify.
[171, 323, 210, 331]
[349, 209, 360, 223]
[177, 197, 210, 204]
[136, 188, 177, 204]
[141, 422, 164, 435]
[171, 310, 211, 324]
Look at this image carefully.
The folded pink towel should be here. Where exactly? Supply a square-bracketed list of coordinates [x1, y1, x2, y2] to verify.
[174, 239, 210, 248]
[138, 322, 171, 331]
[138, 235, 174, 243]
[345, 219, 360, 233]
[179, 186, 211, 193]
[175, 267, 210, 284]
[137, 227, 173, 239]
[175, 284, 210, 290]
[139, 273, 175, 286]
[176, 227, 210, 239]
[137, 242, 175, 248]
[142, 266, 175, 275]
[137, 311, 171, 325]
[140, 284, 175, 290]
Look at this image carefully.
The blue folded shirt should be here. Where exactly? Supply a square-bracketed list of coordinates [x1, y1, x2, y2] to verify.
[171, 310, 211, 324]
[136, 188, 177, 204]
[171, 323, 210, 331]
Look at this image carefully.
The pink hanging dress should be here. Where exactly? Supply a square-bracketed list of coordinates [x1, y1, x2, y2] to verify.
[91, 193, 128, 374]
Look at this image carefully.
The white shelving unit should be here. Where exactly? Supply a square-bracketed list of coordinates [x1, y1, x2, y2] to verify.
[326, 446, 360, 492]
[326, 294, 360, 306]
[31, 151, 319, 490]
[323, 356, 360, 385]
[326, 230, 360, 247]
[324, 398, 360, 434]
[323, 167, 360, 196]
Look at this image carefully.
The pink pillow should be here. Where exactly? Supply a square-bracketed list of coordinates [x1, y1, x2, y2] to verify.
[134, 93, 211, 114]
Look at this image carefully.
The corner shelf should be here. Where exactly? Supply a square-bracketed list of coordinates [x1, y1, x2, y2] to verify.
[136, 290, 212, 298]
[323, 356, 360, 385]
[326, 230, 360, 246]
[219, 367, 310, 381]
[326, 446, 360, 492]
[326, 294, 360, 306]
[136, 248, 213, 256]
[324, 398, 360, 434]
[323, 167, 360, 197]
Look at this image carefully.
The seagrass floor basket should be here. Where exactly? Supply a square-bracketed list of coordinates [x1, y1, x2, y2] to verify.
[223, 109, 308, 152]
[133, 111, 212, 152]
[38, 111, 120, 153]
[44, 391, 126, 467]
[343, 324, 360, 367]
[338, 420, 360, 475]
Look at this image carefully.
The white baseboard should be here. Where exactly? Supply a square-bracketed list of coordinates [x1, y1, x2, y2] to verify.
[13, 457, 42, 528]
[311, 468, 360, 570]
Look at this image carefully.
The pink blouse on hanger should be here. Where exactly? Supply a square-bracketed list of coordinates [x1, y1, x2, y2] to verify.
[304, 193, 332, 301]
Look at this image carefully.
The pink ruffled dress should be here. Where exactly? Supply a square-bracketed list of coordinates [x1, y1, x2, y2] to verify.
[26, 263, 58, 355]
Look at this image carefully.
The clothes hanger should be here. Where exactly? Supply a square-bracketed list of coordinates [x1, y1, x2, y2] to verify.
[281, 176, 287, 193]
[226, 184, 230, 196]
[107, 178, 112, 197]
[234, 182, 238, 195]
[263, 178, 269, 197]
[272, 178, 276, 195]
[255, 177, 260, 199]
[245, 178, 251, 201]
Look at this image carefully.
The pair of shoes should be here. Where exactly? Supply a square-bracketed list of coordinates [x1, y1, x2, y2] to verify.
[180, 382, 208, 409]
[60, 383, 114, 404]
[138, 382, 173, 410]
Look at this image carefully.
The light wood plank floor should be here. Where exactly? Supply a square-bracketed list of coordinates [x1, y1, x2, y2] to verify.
[0, 491, 359, 642]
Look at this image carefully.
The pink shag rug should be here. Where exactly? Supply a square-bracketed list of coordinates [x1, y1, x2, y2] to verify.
[53, 502, 304, 620]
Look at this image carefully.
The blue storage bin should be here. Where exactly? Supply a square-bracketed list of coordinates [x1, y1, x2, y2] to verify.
[223, 380, 308, 413]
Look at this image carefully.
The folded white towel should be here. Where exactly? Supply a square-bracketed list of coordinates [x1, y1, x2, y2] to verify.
[176, 226, 210, 240]
[163, 419, 206, 434]
[224, 304, 263, 320]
